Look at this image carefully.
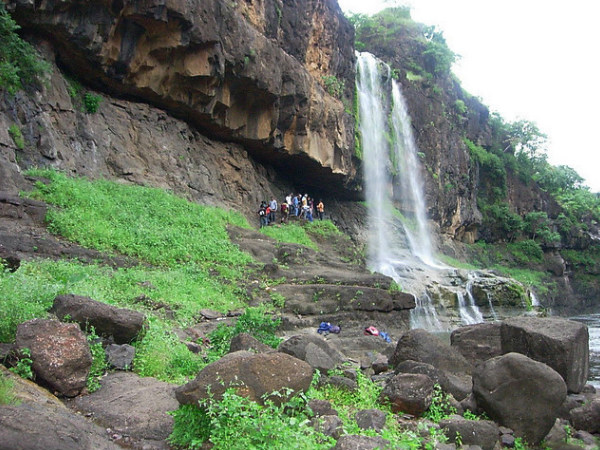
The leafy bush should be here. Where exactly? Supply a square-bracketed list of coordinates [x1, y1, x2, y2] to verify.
[507, 240, 543, 264]
[10, 348, 34, 380]
[86, 327, 108, 392]
[321, 75, 344, 99]
[206, 307, 282, 362]
[8, 124, 24, 149]
[0, 6, 51, 94]
[454, 99, 467, 114]
[170, 389, 333, 450]
[423, 384, 456, 422]
[83, 92, 102, 113]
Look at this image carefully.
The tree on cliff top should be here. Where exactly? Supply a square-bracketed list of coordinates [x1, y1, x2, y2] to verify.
[0, 6, 50, 94]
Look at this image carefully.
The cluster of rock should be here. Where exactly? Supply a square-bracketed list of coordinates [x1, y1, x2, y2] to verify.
[1, 292, 598, 450]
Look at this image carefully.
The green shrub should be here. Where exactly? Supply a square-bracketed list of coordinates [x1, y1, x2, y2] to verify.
[83, 92, 102, 113]
[206, 307, 282, 362]
[321, 75, 344, 99]
[10, 348, 34, 380]
[86, 327, 108, 392]
[454, 99, 467, 114]
[8, 124, 24, 149]
[423, 384, 456, 422]
[170, 389, 333, 450]
[0, 6, 51, 94]
[507, 240, 543, 264]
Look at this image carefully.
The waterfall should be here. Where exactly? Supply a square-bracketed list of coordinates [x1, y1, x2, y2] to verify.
[458, 275, 485, 324]
[357, 51, 445, 330]
[357, 52, 437, 271]
[390, 80, 436, 266]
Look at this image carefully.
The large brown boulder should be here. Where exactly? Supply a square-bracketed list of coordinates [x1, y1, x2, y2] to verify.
[379, 373, 434, 416]
[473, 352, 567, 444]
[569, 397, 600, 434]
[390, 329, 472, 374]
[68, 372, 179, 447]
[175, 351, 313, 406]
[0, 403, 121, 450]
[438, 417, 499, 450]
[278, 334, 346, 372]
[51, 294, 146, 344]
[389, 329, 473, 400]
[15, 319, 92, 397]
[501, 316, 589, 393]
[451, 322, 503, 366]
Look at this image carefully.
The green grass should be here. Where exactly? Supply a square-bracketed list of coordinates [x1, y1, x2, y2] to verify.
[25, 169, 253, 269]
[0, 371, 19, 405]
[0, 258, 249, 342]
[304, 220, 341, 238]
[437, 253, 480, 270]
[490, 265, 550, 295]
[260, 223, 317, 250]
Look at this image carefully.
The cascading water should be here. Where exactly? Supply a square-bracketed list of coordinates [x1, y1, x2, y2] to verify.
[357, 52, 437, 272]
[356, 52, 445, 330]
[357, 52, 488, 330]
[390, 80, 436, 267]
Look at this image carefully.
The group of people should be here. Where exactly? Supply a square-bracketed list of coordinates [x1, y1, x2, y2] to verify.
[258, 193, 325, 227]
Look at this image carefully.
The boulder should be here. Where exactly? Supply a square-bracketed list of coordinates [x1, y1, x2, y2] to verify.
[175, 351, 313, 406]
[307, 399, 338, 417]
[450, 322, 502, 366]
[469, 276, 528, 307]
[278, 334, 345, 372]
[229, 332, 274, 354]
[51, 294, 146, 344]
[472, 352, 567, 444]
[68, 372, 179, 447]
[501, 316, 589, 393]
[15, 319, 92, 397]
[333, 435, 391, 450]
[395, 360, 466, 401]
[390, 329, 473, 400]
[104, 344, 135, 370]
[0, 403, 121, 450]
[390, 329, 472, 375]
[312, 415, 344, 440]
[0, 365, 65, 410]
[322, 375, 358, 392]
[379, 373, 434, 416]
[438, 417, 499, 450]
[569, 398, 600, 434]
[355, 409, 387, 431]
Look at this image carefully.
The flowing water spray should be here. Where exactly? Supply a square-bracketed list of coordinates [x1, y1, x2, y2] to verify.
[357, 52, 447, 329]
[357, 52, 486, 330]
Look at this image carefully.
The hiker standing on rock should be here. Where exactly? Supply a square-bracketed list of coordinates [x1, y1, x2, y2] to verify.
[317, 199, 324, 221]
[269, 197, 277, 224]
[258, 201, 268, 228]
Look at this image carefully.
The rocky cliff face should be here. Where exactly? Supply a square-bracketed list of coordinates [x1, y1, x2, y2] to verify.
[7, 0, 358, 195]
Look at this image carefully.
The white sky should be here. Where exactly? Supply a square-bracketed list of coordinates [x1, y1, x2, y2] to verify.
[338, 0, 600, 192]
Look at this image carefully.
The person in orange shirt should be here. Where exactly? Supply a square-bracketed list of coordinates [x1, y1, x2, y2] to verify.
[316, 199, 324, 221]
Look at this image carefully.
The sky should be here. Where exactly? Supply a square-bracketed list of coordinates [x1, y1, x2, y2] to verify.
[337, 0, 600, 192]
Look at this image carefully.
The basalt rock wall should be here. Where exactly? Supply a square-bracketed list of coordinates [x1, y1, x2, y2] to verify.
[5, 0, 358, 196]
